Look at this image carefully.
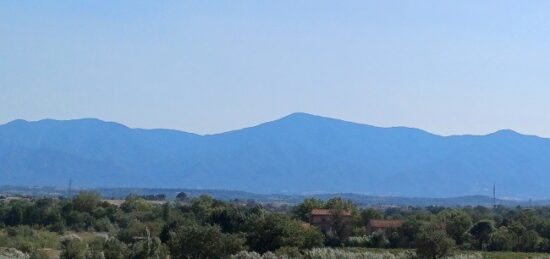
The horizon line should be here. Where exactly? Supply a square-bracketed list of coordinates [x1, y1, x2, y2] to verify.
[0, 112, 544, 139]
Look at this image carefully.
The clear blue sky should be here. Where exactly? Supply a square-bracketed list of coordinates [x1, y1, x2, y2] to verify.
[2, 1, 550, 136]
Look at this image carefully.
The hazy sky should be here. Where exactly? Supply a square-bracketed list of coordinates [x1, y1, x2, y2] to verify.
[2, 1, 550, 136]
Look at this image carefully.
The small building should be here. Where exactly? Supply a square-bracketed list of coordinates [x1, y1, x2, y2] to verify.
[309, 209, 352, 233]
[366, 219, 403, 234]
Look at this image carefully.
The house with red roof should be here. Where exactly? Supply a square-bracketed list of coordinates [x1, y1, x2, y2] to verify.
[309, 209, 352, 233]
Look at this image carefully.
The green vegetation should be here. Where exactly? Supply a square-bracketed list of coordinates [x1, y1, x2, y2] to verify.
[2, 193, 550, 258]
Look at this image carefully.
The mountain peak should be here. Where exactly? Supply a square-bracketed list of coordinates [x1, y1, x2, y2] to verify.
[5, 119, 29, 126]
[490, 129, 522, 137]
[267, 112, 363, 129]
[282, 112, 324, 120]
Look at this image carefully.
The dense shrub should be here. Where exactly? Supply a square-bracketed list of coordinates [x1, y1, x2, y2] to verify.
[0, 226, 60, 253]
[60, 239, 88, 259]
[345, 236, 370, 247]
[303, 248, 414, 259]
[0, 248, 30, 259]
[166, 223, 245, 258]
[416, 224, 455, 259]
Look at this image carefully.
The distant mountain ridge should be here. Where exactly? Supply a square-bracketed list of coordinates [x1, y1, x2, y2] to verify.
[1, 113, 550, 198]
[1, 185, 541, 207]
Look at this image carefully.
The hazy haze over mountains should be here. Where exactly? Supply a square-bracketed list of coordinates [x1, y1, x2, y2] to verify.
[1, 113, 549, 198]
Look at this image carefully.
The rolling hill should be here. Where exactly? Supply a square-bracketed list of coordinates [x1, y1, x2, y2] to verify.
[1, 113, 549, 198]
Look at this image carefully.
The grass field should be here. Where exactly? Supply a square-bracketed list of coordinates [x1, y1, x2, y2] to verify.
[480, 251, 550, 259]
[2, 234, 550, 258]
[345, 248, 550, 259]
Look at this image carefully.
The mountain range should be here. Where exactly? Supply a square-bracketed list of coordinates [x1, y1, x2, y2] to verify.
[1, 113, 549, 198]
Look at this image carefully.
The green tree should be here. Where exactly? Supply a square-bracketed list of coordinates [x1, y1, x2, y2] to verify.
[293, 198, 325, 222]
[72, 192, 101, 213]
[514, 210, 540, 231]
[120, 196, 153, 214]
[208, 206, 249, 233]
[6, 201, 27, 226]
[245, 213, 323, 253]
[188, 195, 224, 223]
[60, 239, 88, 259]
[518, 230, 541, 252]
[175, 192, 187, 202]
[360, 208, 383, 225]
[131, 237, 167, 259]
[118, 219, 148, 243]
[325, 198, 355, 212]
[166, 224, 244, 259]
[104, 238, 129, 259]
[470, 220, 494, 250]
[400, 219, 424, 248]
[537, 220, 550, 240]
[508, 220, 527, 250]
[368, 231, 389, 248]
[30, 249, 51, 259]
[302, 225, 325, 249]
[416, 224, 455, 259]
[326, 198, 356, 244]
[443, 211, 472, 245]
[86, 237, 105, 259]
[488, 227, 515, 251]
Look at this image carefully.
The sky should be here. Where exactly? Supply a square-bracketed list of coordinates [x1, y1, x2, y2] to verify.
[2, 1, 550, 136]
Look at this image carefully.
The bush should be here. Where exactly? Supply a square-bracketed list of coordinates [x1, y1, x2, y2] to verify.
[0, 248, 30, 259]
[367, 231, 389, 248]
[60, 239, 88, 259]
[245, 213, 323, 252]
[345, 236, 370, 247]
[416, 224, 455, 259]
[103, 238, 129, 259]
[444, 253, 483, 259]
[469, 220, 494, 250]
[117, 219, 147, 243]
[303, 248, 414, 259]
[518, 229, 542, 252]
[29, 250, 50, 259]
[130, 237, 167, 259]
[274, 246, 301, 258]
[86, 237, 105, 259]
[166, 224, 245, 258]
[230, 251, 289, 259]
[0, 227, 60, 253]
[488, 227, 515, 251]
[93, 218, 114, 233]
[230, 251, 263, 259]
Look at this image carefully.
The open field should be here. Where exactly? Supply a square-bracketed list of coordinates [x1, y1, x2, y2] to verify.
[480, 251, 550, 259]
[346, 248, 550, 259]
[334, 248, 550, 259]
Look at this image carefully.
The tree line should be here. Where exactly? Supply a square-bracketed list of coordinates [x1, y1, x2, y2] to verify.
[1, 192, 550, 258]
